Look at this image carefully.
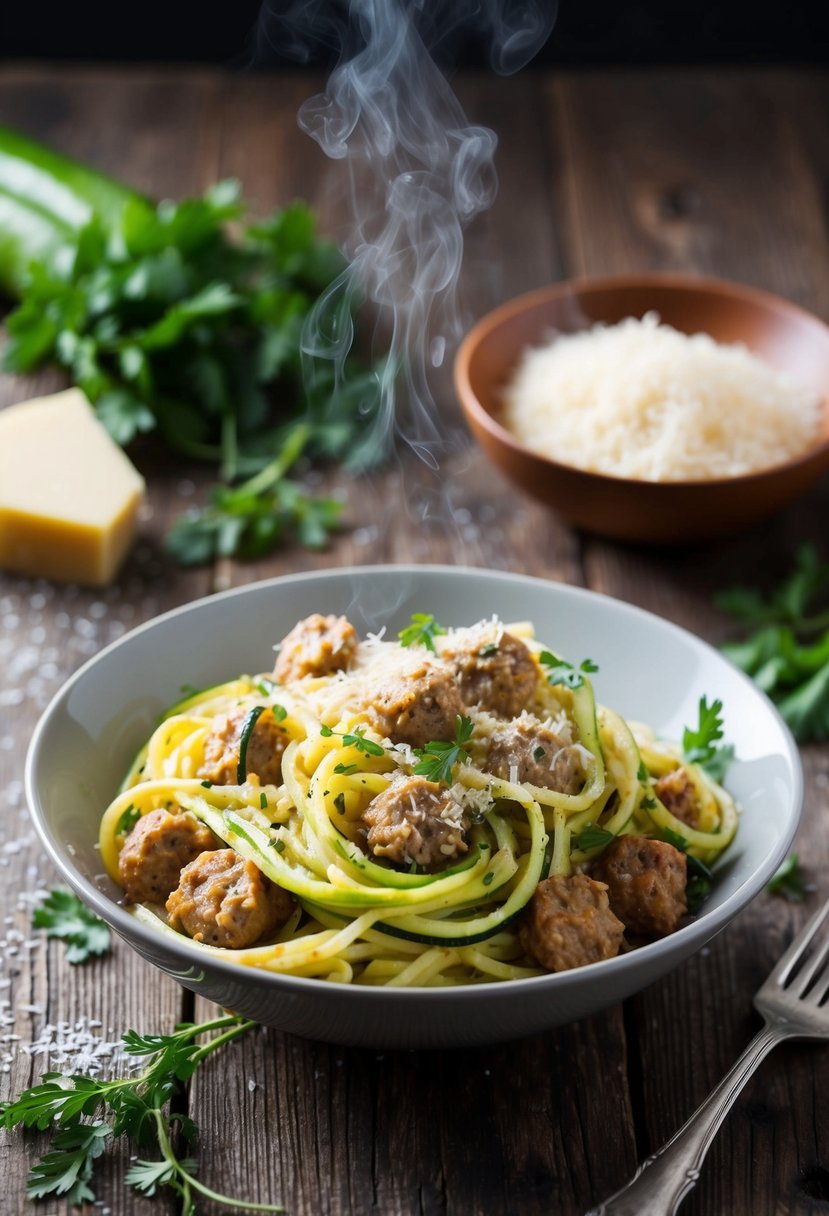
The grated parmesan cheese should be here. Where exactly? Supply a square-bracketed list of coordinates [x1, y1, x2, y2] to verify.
[503, 313, 821, 481]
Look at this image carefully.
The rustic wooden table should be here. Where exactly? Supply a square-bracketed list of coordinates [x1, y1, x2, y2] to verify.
[1, 64, 828, 1216]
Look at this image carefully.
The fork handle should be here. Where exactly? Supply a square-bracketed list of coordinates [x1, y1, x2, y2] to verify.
[586, 1023, 787, 1216]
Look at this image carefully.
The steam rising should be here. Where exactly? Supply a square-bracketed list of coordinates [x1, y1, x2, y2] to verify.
[254, 1, 555, 467]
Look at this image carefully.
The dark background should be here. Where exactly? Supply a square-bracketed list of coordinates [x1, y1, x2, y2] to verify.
[1, 1, 827, 66]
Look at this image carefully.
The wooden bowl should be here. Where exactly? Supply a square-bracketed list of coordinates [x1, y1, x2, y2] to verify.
[454, 274, 829, 543]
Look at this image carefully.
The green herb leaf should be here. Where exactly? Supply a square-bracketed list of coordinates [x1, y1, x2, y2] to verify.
[767, 853, 807, 901]
[413, 715, 474, 785]
[717, 547, 829, 742]
[341, 726, 385, 757]
[115, 804, 141, 836]
[539, 652, 599, 690]
[682, 696, 735, 781]
[574, 824, 615, 852]
[398, 613, 446, 653]
[25, 1121, 110, 1203]
[33, 890, 111, 963]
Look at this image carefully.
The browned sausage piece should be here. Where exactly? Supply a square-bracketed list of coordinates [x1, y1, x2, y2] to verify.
[520, 874, 624, 972]
[592, 835, 687, 937]
[653, 768, 699, 828]
[484, 716, 585, 794]
[166, 849, 295, 949]
[440, 629, 538, 718]
[365, 659, 465, 748]
[199, 706, 288, 786]
[274, 613, 358, 683]
[118, 808, 219, 905]
[361, 774, 469, 870]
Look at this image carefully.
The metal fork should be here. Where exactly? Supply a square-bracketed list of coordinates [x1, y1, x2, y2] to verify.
[587, 896, 829, 1216]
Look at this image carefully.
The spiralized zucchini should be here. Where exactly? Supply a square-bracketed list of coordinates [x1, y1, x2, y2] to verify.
[99, 620, 738, 986]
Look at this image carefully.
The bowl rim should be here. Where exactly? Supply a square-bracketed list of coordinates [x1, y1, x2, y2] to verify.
[454, 271, 829, 491]
[25, 563, 803, 1003]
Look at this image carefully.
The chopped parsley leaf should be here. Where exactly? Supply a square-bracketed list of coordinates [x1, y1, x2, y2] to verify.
[413, 715, 474, 785]
[272, 838, 286, 854]
[539, 652, 599, 690]
[259, 792, 268, 810]
[482, 872, 494, 887]
[115, 805, 140, 836]
[398, 612, 446, 653]
[334, 762, 358, 775]
[640, 795, 657, 810]
[33, 890, 111, 964]
[574, 824, 614, 852]
[637, 759, 648, 782]
[478, 642, 499, 658]
[341, 727, 385, 757]
[682, 696, 735, 782]
[533, 746, 546, 762]
[333, 792, 347, 815]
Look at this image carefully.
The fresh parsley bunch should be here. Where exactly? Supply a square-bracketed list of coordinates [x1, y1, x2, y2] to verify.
[1, 1015, 278, 1213]
[3, 183, 385, 564]
[717, 544, 829, 742]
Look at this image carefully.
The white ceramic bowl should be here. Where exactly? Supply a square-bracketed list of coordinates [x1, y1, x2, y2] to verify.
[25, 566, 801, 1048]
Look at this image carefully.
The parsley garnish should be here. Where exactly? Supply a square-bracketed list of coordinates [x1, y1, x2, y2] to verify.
[637, 760, 648, 782]
[478, 642, 499, 658]
[0, 1014, 281, 1212]
[682, 696, 735, 782]
[272, 838, 286, 853]
[574, 824, 615, 852]
[482, 872, 494, 886]
[533, 746, 546, 762]
[767, 853, 807, 901]
[341, 727, 386, 757]
[333, 792, 347, 815]
[321, 724, 385, 757]
[718, 545, 829, 742]
[115, 804, 140, 836]
[398, 613, 446, 653]
[539, 652, 599, 690]
[259, 792, 268, 810]
[640, 795, 657, 810]
[334, 762, 358, 774]
[413, 715, 474, 784]
[33, 890, 111, 964]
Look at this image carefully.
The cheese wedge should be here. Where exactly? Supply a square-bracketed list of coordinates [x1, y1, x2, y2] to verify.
[0, 388, 146, 586]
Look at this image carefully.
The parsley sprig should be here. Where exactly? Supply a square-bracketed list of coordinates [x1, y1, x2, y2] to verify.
[1, 1015, 280, 1213]
[398, 613, 447, 653]
[682, 696, 734, 783]
[574, 824, 614, 852]
[414, 715, 474, 784]
[539, 652, 599, 690]
[717, 544, 829, 742]
[33, 890, 111, 964]
[320, 724, 386, 757]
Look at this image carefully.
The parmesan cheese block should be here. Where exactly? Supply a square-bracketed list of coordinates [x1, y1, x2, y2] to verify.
[0, 388, 145, 586]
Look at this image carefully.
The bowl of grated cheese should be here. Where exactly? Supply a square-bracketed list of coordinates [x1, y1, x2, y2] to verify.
[454, 274, 829, 543]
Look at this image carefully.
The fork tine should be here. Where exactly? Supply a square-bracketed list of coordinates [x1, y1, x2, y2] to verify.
[767, 896, 829, 987]
[787, 928, 829, 998]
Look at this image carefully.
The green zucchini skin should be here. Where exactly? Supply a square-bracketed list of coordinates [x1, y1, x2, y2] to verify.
[0, 187, 71, 296]
[0, 125, 141, 296]
[236, 706, 267, 783]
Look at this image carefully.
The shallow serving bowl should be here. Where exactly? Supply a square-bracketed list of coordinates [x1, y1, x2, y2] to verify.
[454, 274, 829, 543]
[26, 566, 801, 1048]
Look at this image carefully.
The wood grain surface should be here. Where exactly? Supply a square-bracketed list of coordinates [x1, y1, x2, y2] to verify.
[0, 64, 828, 1216]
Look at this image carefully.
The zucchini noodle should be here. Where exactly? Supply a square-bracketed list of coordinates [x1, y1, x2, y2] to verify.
[99, 618, 738, 986]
